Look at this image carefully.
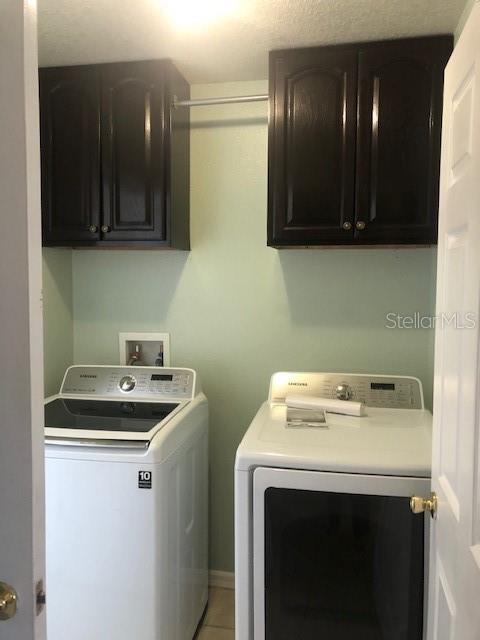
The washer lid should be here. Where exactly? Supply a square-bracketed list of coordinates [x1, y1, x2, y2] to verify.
[45, 398, 188, 448]
[45, 398, 180, 434]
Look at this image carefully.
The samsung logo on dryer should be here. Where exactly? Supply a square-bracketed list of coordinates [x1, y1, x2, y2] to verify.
[288, 382, 308, 387]
[80, 374, 97, 379]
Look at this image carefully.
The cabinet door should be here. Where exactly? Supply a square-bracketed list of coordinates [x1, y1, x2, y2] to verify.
[268, 48, 358, 247]
[101, 61, 166, 243]
[40, 67, 101, 245]
[355, 37, 452, 244]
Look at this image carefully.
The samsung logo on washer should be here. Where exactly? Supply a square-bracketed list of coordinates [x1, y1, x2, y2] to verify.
[80, 374, 97, 379]
[288, 382, 308, 387]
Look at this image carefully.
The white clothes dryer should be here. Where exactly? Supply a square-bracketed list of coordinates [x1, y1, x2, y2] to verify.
[235, 372, 432, 640]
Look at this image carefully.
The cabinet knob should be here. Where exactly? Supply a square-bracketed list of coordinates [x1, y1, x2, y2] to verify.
[342, 221, 352, 231]
[88, 225, 98, 233]
[356, 221, 366, 230]
[101, 225, 111, 233]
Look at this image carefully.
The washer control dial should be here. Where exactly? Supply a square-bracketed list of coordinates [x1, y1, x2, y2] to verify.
[119, 375, 136, 393]
[336, 384, 352, 401]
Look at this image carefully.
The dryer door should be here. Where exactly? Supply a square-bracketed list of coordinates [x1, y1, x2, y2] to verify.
[253, 467, 429, 640]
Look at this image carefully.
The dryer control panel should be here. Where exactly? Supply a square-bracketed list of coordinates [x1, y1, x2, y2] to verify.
[61, 366, 196, 400]
[269, 372, 424, 409]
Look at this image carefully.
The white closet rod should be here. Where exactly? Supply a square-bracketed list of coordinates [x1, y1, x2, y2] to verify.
[173, 94, 268, 108]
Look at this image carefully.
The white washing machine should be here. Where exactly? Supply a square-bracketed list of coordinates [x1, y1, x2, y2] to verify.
[235, 372, 432, 640]
[44, 365, 208, 640]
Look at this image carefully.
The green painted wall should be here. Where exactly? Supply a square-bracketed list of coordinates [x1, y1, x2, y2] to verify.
[70, 81, 437, 572]
[43, 248, 73, 396]
[455, 0, 477, 41]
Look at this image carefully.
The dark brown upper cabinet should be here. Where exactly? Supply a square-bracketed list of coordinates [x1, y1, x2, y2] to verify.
[40, 60, 189, 248]
[268, 48, 358, 245]
[40, 66, 101, 245]
[268, 36, 453, 248]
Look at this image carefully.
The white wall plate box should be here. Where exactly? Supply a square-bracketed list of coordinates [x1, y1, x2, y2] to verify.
[119, 332, 171, 367]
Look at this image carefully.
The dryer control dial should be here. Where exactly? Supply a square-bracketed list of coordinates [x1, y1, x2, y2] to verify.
[336, 384, 352, 400]
[119, 375, 136, 393]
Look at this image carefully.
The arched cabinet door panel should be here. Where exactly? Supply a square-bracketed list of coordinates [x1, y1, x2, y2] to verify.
[268, 48, 358, 246]
[355, 37, 452, 244]
[40, 66, 101, 245]
[101, 62, 166, 243]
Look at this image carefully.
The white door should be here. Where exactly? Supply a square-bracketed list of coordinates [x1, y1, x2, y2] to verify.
[0, 1, 46, 639]
[429, 3, 480, 638]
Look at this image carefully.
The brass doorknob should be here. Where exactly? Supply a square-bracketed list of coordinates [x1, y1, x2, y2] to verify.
[356, 221, 366, 230]
[410, 492, 437, 518]
[101, 225, 111, 233]
[0, 582, 18, 621]
[88, 225, 98, 233]
[342, 221, 352, 230]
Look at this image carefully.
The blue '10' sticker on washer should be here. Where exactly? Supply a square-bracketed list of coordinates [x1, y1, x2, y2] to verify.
[138, 470, 152, 489]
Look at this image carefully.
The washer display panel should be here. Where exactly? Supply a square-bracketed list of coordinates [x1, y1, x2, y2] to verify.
[45, 399, 179, 433]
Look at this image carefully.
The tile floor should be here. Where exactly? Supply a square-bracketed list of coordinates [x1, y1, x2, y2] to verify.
[196, 587, 235, 639]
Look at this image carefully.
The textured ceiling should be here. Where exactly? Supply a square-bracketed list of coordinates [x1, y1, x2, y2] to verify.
[38, 0, 467, 82]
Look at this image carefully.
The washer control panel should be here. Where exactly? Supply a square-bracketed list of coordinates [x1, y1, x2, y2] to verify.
[61, 366, 196, 400]
[270, 372, 424, 409]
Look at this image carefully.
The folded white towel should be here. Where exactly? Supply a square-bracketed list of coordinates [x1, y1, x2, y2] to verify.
[285, 394, 366, 417]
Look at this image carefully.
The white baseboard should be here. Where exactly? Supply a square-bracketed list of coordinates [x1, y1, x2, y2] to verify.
[209, 570, 235, 590]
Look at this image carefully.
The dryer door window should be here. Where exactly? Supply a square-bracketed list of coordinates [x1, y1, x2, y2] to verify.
[263, 487, 424, 640]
